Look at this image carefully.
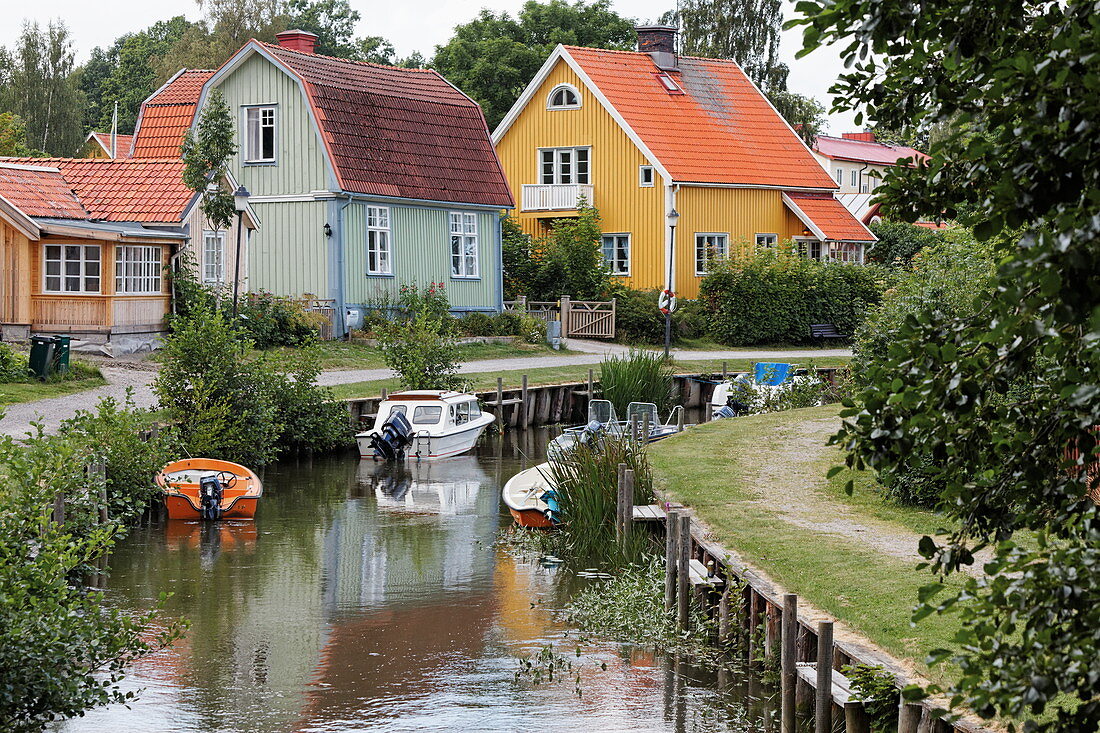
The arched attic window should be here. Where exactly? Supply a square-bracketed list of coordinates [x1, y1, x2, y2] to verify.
[547, 83, 581, 110]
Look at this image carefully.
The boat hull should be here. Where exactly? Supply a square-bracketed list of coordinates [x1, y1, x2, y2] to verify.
[502, 463, 555, 528]
[157, 458, 263, 521]
[164, 493, 260, 520]
[357, 416, 493, 460]
[508, 506, 554, 529]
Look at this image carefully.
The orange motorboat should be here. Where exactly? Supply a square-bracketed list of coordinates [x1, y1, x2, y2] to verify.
[156, 458, 263, 520]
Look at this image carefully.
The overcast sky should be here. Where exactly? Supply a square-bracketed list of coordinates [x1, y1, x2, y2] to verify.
[0, 0, 861, 132]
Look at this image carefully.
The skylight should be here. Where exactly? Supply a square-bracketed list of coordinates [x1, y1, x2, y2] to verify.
[656, 73, 684, 95]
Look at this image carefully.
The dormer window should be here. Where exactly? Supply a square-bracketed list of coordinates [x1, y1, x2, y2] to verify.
[547, 84, 581, 110]
[656, 73, 683, 95]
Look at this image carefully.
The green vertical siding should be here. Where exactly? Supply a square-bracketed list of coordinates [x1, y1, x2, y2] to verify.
[343, 202, 500, 311]
[248, 201, 329, 297]
[213, 54, 331, 196]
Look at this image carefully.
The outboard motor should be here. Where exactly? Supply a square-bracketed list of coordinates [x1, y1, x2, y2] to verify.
[712, 405, 737, 420]
[541, 488, 560, 523]
[199, 475, 224, 521]
[577, 419, 605, 448]
[370, 410, 413, 461]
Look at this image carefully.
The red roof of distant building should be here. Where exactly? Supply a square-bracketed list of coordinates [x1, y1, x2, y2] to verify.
[0, 164, 89, 219]
[559, 47, 837, 189]
[88, 132, 134, 158]
[814, 134, 927, 166]
[784, 191, 875, 241]
[255, 42, 513, 207]
[131, 70, 215, 158]
[2, 158, 192, 223]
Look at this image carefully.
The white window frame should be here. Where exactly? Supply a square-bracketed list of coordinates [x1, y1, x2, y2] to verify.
[639, 165, 655, 187]
[694, 233, 729, 275]
[449, 212, 479, 279]
[546, 83, 581, 110]
[243, 105, 277, 164]
[656, 73, 684, 94]
[538, 147, 591, 185]
[202, 230, 226, 283]
[115, 245, 162, 294]
[43, 244, 101, 294]
[366, 206, 392, 275]
[850, 169, 858, 187]
[828, 241, 866, 264]
[601, 233, 631, 276]
[835, 168, 843, 184]
[755, 233, 778, 248]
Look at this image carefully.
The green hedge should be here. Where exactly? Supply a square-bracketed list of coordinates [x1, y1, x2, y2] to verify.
[698, 250, 884, 345]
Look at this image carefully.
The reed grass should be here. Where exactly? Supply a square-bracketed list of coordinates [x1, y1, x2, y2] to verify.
[598, 349, 675, 417]
[546, 433, 655, 567]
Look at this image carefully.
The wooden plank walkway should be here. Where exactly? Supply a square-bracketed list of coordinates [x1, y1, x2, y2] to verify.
[795, 662, 860, 705]
[632, 504, 665, 521]
[688, 558, 723, 588]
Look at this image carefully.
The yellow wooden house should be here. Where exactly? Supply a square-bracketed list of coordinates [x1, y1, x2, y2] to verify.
[493, 26, 875, 299]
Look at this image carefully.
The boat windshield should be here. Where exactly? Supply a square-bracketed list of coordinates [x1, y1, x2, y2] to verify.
[626, 402, 658, 428]
[413, 405, 443, 424]
[587, 399, 617, 425]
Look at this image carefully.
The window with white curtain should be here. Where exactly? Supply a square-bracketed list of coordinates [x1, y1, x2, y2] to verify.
[694, 233, 728, 275]
[115, 245, 162, 294]
[449, 212, 479, 278]
[244, 106, 276, 162]
[366, 206, 391, 275]
[44, 244, 101, 293]
[203, 230, 225, 283]
[601, 234, 630, 275]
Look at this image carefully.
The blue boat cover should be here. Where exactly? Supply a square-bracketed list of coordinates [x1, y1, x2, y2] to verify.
[754, 362, 793, 386]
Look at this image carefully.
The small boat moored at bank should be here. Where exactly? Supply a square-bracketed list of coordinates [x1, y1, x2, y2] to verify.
[502, 462, 558, 528]
[156, 458, 263, 520]
[357, 390, 495, 461]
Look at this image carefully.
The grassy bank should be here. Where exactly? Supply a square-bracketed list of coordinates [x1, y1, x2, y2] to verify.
[330, 356, 850, 401]
[0, 363, 107, 405]
[648, 405, 961, 684]
[262, 339, 569, 370]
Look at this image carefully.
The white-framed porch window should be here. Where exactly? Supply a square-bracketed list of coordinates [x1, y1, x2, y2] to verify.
[539, 147, 590, 184]
[755, 233, 778, 248]
[243, 105, 277, 163]
[44, 244, 101, 293]
[694, 233, 728, 275]
[366, 206, 391, 275]
[450, 212, 479, 278]
[828, 241, 865, 264]
[601, 233, 630, 275]
[115, 245, 162, 294]
[202, 230, 225, 283]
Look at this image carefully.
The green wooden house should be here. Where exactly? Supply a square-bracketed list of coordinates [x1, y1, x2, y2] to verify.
[131, 30, 513, 334]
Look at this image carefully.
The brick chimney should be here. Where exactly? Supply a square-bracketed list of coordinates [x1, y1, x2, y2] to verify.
[275, 29, 319, 54]
[636, 25, 679, 71]
[842, 131, 876, 143]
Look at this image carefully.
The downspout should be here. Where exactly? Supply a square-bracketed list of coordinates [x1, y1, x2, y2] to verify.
[664, 181, 679, 293]
[496, 212, 505, 312]
[333, 196, 354, 337]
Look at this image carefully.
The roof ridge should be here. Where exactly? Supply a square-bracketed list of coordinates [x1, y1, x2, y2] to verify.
[259, 41, 438, 74]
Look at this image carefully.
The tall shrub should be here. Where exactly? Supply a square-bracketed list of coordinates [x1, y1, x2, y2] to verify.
[599, 349, 674, 416]
[867, 219, 943, 267]
[698, 248, 883, 345]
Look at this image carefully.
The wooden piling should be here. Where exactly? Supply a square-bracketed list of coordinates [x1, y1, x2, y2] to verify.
[677, 514, 691, 628]
[52, 492, 65, 524]
[846, 704, 871, 733]
[718, 586, 731, 647]
[641, 412, 651, 443]
[587, 368, 594, 400]
[722, 361, 728, 379]
[496, 378, 503, 428]
[704, 402, 713, 422]
[521, 374, 529, 427]
[615, 463, 627, 542]
[898, 701, 922, 733]
[765, 601, 779, 659]
[665, 509, 679, 613]
[815, 621, 834, 733]
[676, 407, 684, 432]
[781, 594, 797, 733]
[621, 469, 635, 543]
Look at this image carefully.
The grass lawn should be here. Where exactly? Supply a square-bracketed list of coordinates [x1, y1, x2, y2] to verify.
[0, 363, 107, 406]
[329, 356, 851, 401]
[648, 405, 962, 684]
[263, 339, 570, 370]
[673, 337, 853, 352]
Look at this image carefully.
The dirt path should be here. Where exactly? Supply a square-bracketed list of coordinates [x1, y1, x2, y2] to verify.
[740, 413, 932, 564]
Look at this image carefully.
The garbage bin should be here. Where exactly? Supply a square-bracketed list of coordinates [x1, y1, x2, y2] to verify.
[51, 335, 70, 374]
[29, 335, 56, 380]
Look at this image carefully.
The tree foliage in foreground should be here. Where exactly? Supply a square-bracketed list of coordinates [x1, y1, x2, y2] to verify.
[792, 0, 1100, 727]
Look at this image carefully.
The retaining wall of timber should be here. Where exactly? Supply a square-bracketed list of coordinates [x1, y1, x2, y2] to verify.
[343, 367, 846, 431]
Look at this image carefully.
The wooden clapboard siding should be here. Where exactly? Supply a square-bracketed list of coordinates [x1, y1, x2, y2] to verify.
[0, 219, 32, 324]
[113, 296, 170, 328]
[246, 200, 329, 299]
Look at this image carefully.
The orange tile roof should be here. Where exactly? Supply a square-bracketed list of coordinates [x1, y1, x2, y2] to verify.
[2, 158, 193, 223]
[89, 132, 134, 158]
[0, 164, 89, 219]
[564, 47, 837, 189]
[785, 191, 875, 241]
[131, 70, 214, 159]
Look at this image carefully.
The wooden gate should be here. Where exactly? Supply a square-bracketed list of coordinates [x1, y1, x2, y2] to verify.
[503, 295, 618, 339]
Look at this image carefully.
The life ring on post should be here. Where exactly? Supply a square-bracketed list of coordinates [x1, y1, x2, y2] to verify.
[658, 289, 677, 315]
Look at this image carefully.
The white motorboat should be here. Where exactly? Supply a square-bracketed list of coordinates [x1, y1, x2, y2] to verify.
[356, 390, 495, 460]
[548, 399, 681, 456]
[502, 462, 557, 528]
[709, 363, 817, 417]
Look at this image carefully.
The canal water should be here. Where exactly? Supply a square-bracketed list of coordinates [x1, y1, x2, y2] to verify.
[63, 429, 779, 732]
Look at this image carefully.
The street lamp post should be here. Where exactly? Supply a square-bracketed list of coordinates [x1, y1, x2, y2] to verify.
[663, 207, 679, 359]
[231, 185, 251, 319]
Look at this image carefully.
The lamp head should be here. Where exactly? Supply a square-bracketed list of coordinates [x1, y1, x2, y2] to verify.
[233, 185, 251, 212]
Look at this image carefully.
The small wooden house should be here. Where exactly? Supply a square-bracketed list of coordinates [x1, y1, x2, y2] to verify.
[0, 159, 256, 352]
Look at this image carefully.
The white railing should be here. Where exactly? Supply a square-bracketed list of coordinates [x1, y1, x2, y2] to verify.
[520, 184, 594, 212]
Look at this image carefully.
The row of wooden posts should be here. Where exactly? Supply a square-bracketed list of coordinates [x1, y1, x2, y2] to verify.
[51, 460, 111, 588]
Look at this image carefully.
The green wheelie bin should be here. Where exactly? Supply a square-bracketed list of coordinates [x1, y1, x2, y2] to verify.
[29, 335, 55, 380]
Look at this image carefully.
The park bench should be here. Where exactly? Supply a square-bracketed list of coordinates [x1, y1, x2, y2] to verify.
[809, 323, 846, 340]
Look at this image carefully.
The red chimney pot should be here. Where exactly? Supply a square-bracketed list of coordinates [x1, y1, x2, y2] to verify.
[275, 29, 319, 54]
[842, 132, 876, 143]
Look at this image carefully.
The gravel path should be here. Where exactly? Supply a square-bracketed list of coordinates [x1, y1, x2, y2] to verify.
[1, 344, 852, 437]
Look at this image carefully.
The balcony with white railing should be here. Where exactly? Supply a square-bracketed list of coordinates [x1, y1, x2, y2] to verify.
[520, 184, 594, 212]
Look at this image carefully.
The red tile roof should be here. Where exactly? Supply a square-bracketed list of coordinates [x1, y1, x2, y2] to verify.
[131, 70, 215, 158]
[2, 158, 193, 223]
[813, 135, 927, 166]
[0, 164, 89, 219]
[785, 191, 875, 241]
[259, 42, 513, 207]
[89, 132, 134, 158]
[562, 47, 837, 189]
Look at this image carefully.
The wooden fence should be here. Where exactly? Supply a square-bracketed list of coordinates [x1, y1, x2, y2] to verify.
[503, 295, 617, 339]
